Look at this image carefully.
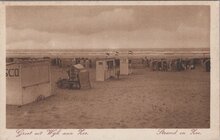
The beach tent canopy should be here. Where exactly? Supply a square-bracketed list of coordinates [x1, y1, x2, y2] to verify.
[72, 64, 91, 89]
[73, 64, 85, 70]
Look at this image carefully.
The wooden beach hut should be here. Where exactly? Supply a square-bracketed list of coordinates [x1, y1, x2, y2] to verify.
[72, 64, 91, 89]
[120, 57, 132, 75]
[6, 59, 52, 105]
[96, 58, 116, 81]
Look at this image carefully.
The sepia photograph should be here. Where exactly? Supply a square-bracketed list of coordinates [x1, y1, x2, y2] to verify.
[5, 4, 212, 129]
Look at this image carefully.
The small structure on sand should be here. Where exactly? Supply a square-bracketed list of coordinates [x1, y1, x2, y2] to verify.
[6, 59, 52, 105]
[57, 64, 91, 89]
[96, 58, 117, 81]
[119, 57, 132, 75]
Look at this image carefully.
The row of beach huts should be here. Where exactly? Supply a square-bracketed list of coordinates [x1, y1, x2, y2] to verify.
[6, 55, 210, 106]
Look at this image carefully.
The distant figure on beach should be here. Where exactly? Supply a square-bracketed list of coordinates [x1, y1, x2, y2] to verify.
[189, 59, 195, 70]
[116, 69, 120, 79]
[158, 60, 162, 71]
[204, 59, 210, 72]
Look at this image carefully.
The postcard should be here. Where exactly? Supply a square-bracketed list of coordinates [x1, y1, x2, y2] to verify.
[0, 1, 219, 140]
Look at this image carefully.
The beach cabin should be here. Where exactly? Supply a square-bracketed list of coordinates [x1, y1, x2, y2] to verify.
[71, 64, 91, 89]
[120, 57, 132, 75]
[6, 59, 52, 105]
[96, 58, 116, 81]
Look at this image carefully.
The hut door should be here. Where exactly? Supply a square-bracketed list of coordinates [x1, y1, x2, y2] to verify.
[96, 61, 105, 81]
[120, 58, 129, 75]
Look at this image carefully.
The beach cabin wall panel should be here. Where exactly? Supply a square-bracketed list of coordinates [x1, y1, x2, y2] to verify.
[96, 60, 105, 81]
[21, 63, 50, 87]
[79, 70, 91, 89]
[6, 64, 22, 105]
[120, 58, 132, 75]
[120, 58, 129, 75]
[21, 62, 51, 105]
[22, 83, 51, 105]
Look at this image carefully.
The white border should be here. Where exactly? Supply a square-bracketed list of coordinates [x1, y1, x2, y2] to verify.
[0, 1, 219, 140]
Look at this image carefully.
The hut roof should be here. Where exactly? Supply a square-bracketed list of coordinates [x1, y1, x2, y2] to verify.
[73, 64, 85, 70]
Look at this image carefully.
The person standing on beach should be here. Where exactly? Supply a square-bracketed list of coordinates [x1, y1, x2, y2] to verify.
[116, 68, 120, 79]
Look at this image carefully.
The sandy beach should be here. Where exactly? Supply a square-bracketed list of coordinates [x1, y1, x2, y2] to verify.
[6, 65, 210, 128]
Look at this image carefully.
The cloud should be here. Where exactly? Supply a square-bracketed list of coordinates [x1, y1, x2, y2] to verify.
[7, 40, 48, 50]
[6, 6, 210, 50]
[7, 24, 209, 50]
[7, 8, 136, 34]
[62, 8, 135, 34]
[7, 6, 210, 38]
[7, 27, 51, 44]
[177, 23, 209, 39]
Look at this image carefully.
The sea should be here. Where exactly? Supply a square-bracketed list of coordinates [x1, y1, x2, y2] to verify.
[6, 48, 210, 59]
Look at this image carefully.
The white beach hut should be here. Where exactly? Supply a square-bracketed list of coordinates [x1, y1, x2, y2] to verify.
[96, 58, 116, 81]
[6, 59, 52, 105]
[120, 57, 132, 75]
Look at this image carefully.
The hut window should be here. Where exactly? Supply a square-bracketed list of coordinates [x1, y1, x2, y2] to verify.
[98, 62, 103, 65]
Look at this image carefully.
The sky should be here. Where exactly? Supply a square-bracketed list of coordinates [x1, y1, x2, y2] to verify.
[6, 6, 210, 50]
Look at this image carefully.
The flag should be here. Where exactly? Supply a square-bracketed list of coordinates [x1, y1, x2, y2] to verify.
[128, 50, 133, 55]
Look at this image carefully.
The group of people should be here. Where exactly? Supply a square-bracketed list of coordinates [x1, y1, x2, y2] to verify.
[73, 57, 93, 68]
[51, 57, 93, 68]
[142, 57, 196, 72]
